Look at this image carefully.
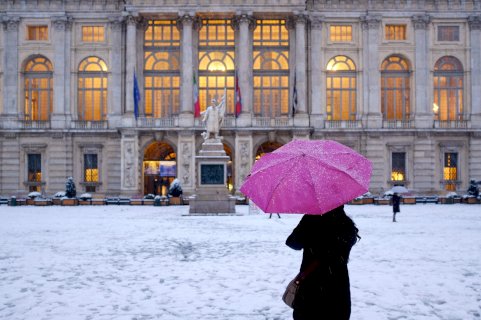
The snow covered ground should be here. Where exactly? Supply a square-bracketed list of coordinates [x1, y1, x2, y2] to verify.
[0, 204, 480, 320]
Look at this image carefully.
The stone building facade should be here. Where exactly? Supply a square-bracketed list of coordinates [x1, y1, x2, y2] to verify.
[1, 0, 481, 197]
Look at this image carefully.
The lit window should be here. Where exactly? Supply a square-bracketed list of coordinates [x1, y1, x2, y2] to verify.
[443, 153, 458, 191]
[433, 56, 463, 121]
[330, 25, 352, 42]
[438, 26, 459, 41]
[391, 152, 406, 182]
[381, 55, 411, 121]
[24, 56, 53, 121]
[27, 26, 48, 41]
[326, 56, 356, 121]
[385, 24, 406, 40]
[84, 154, 98, 183]
[78, 57, 108, 121]
[198, 19, 235, 115]
[28, 154, 42, 192]
[82, 26, 105, 42]
[253, 20, 289, 117]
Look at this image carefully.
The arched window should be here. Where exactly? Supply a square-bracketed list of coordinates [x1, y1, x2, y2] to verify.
[381, 55, 411, 121]
[78, 56, 108, 121]
[24, 56, 53, 121]
[198, 19, 235, 115]
[144, 20, 180, 118]
[326, 56, 357, 121]
[433, 56, 464, 121]
[253, 20, 289, 117]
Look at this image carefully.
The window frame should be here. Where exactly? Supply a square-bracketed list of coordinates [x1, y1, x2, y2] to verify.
[81, 25, 106, 43]
[328, 24, 353, 43]
[26, 25, 49, 41]
[384, 24, 407, 41]
[436, 25, 461, 42]
[433, 56, 464, 121]
[23, 56, 54, 121]
[325, 55, 357, 121]
[381, 55, 412, 121]
[77, 56, 109, 121]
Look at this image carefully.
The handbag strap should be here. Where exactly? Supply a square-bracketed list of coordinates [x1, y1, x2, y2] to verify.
[296, 260, 320, 282]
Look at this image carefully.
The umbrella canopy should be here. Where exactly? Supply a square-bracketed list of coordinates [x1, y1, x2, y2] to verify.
[390, 186, 409, 194]
[240, 140, 372, 215]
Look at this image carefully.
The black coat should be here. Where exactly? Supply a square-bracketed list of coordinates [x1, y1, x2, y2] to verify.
[392, 194, 401, 213]
[286, 206, 359, 320]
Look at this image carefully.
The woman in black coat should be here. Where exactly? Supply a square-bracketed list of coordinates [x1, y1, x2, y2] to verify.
[392, 193, 401, 222]
[286, 205, 359, 320]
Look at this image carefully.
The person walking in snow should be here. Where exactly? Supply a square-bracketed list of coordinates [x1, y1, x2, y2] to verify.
[392, 193, 401, 222]
[285, 205, 360, 320]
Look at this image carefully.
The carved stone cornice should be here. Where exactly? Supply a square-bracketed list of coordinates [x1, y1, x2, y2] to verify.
[176, 13, 195, 31]
[412, 14, 431, 30]
[360, 15, 382, 30]
[109, 16, 125, 31]
[125, 13, 140, 27]
[232, 14, 256, 31]
[52, 16, 73, 31]
[310, 16, 323, 29]
[468, 15, 481, 31]
[2, 16, 20, 32]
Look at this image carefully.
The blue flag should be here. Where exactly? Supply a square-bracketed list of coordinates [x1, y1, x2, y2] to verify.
[133, 71, 141, 119]
[292, 74, 297, 117]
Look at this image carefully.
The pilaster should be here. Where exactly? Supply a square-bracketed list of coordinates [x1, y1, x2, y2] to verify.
[412, 14, 433, 128]
[123, 12, 139, 127]
[310, 15, 324, 128]
[178, 13, 196, 127]
[293, 13, 309, 127]
[120, 131, 139, 195]
[177, 131, 196, 194]
[469, 15, 481, 127]
[233, 13, 255, 127]
[1, 16, 20, 121]
[109, 16, 124, 127]
[361, 15, 382, 128]
[50, 16, 71, 128]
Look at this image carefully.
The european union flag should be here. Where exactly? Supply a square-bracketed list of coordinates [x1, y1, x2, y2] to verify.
[133, 71, 141, 119]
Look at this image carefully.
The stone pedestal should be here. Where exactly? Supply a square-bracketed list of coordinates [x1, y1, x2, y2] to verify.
[189, 139, 236, 215]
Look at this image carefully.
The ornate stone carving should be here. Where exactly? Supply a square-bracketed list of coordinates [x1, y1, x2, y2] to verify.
[238, 141, 250, 184]
[123, 141, 135, 188]
[109, 16, 125, 31]
[468, 15, 481, 31]
[412, 14, 431, 30]
[181, 142, 191, 186]
[232, 14, 256, 31]
[360, 15, 382, 30]
[176, 13, 194, 31]
[293, 14, 308, 25]
[52, 16, 72, 31]
[310, 16, 324, 29]
[2, 16, 20, 32]
[125, 13, 139, 27]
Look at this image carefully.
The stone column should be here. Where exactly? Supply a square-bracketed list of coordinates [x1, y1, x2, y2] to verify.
[310, 15, 323, 128]
[51, 16, 69, 128]
[123, 13, 138, 126]
[64, 18, 73, 124]
[1, 16, 20, 125]
[412, 14, 432, 128]
[233, 13, 255, 127]
[361, 15, 382, 128]
[109, 16, 124, 127]
[178, 13, 195, 127]
[469, 15, 481, 128]
[294, 14, 309, 126]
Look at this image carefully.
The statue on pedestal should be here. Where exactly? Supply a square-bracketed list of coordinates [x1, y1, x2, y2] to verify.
[201, 89, 226, 141]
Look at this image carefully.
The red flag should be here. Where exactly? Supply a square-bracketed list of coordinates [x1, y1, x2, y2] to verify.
[235, 74, 242, 117]
[194, 74, 200, 117]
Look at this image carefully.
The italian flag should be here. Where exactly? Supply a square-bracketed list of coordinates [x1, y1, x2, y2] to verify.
[194, 74, 200, 117]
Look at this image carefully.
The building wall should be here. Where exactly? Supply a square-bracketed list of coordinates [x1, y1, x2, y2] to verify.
[1, 0, 481, 197]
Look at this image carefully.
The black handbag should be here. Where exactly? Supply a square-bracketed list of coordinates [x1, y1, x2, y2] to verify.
[282, 261, 319, 308]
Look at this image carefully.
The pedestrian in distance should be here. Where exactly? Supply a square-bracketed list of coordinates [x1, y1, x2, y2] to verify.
[392, 192, 401, 222]
[285, 205, 360, 320]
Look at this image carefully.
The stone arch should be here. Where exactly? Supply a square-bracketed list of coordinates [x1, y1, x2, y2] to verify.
[142, 140, 177, 196]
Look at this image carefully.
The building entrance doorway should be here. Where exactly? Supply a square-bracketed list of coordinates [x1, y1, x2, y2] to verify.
[143, 142, 176, 196]
[255, 141, 283, 161]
